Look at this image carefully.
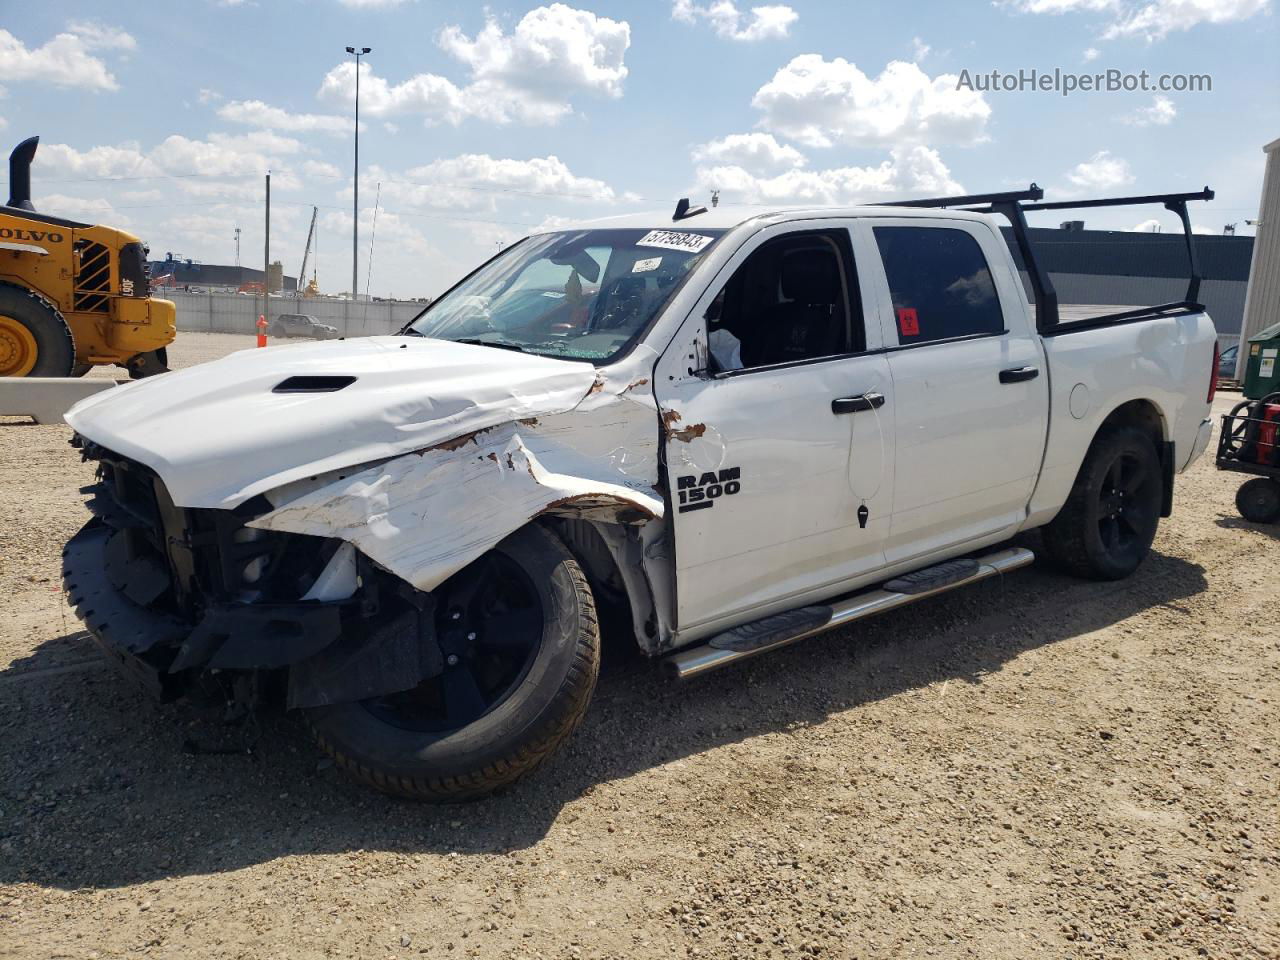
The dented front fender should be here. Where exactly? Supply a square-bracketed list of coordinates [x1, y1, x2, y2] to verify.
[248, 350, 666, 595]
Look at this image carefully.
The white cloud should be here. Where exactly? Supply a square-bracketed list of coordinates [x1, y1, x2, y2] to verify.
[1130, 216, 1214, 233]
[37, 142, 153, 178]
[1004, 0, 1270, 39]
[302, 159, 342, 179]
[1065, 150, 1134, 191]
[0, 23, 136, 92]
[36, 131, 307, 194]
[39, 193, 131, 226]
[65, 21, 137, 52]
[1121, 95, 1176, 125]
[384, 121, 400, 134]
[751, 55, 991, 149]
[1083, 45, 1102, 59]
[693, 145, 962, 206]
[408, 154, 615, 200]
[0, 115, 7, 131]
[218, 99, 353, 136]
[671, 1, 798, 41]
[357, 154, 619, 214]
[1103, 0, 1270, 38]
[691, 133, 806, 174]
[912, 37, 931, 61]
[198, 87, 221, 103]
[318, 4, 630, 126]
[1002, 0, 1117, 13]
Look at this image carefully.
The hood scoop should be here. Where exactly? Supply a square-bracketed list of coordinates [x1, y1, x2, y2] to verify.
[273, 375, 357, 394]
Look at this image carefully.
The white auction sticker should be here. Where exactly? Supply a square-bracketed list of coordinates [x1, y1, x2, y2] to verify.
[636, 230, 714, 253]
[632, 256, 662, 273]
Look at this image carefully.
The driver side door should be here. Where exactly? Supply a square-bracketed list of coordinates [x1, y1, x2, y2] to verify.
[655, 222, 895, 637]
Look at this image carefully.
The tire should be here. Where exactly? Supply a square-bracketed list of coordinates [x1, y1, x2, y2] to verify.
[1041, 426, 1163, 581]
[304, 524, 600, 801]
[1236, 477, 1280, 524]
[270, 324, 285, 338]
[0, 284, 75, 377]
[70, 363, 92, 378]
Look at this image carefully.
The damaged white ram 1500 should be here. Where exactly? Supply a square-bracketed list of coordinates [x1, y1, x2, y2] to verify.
[63, 186, 1220, 800]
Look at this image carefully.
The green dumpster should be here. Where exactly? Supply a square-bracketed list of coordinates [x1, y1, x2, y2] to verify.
[1244, 320, 1280, 399]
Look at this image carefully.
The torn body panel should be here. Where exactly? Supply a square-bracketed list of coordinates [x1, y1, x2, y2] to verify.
[246, 350, 674, 643]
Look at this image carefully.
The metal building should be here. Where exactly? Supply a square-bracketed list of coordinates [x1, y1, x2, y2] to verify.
[1002, 225, 1254, 348]
[1236, 136, 1280, 378]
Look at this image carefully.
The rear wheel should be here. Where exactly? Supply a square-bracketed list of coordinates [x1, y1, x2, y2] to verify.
[270, 323, 285, 338]
[304, 524, 600, 801]
[1042, 426, 1163, 581]
[0, 285, 75, 377]
[1236, 477, 1280, 524]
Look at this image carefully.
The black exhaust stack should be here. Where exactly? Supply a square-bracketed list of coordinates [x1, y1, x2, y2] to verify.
[6, 136, 39, 211]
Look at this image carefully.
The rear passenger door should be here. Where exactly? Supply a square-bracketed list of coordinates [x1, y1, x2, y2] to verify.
[857, 218, 1048, 564]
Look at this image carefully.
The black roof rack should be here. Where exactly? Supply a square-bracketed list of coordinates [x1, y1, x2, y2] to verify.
[876, 184, 1215, 332]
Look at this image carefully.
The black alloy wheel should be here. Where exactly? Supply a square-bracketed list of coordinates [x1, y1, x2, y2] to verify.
[1096, 450, 1158, 556]
[1042, 426, 1163, 581]
[303, 524, 600, 801]
[362, 553, 544, 733]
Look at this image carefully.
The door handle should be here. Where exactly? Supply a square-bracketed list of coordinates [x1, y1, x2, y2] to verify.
[999, 366, 1040, 384]
[831, 392, 886, 415]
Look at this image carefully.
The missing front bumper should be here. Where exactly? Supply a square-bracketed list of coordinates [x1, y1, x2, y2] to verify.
[62, 519, 438, 709]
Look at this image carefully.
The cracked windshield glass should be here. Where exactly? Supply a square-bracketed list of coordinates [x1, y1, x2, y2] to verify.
[406, 227, 724, 362]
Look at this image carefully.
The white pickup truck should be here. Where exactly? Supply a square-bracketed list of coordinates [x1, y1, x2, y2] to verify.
[62, 187, 1218, 801]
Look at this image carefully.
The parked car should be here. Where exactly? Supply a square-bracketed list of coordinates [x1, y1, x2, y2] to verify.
[63, 191, 1218, 802]
[1219, 343, 1239, 379]
[270, 313, 339, 340]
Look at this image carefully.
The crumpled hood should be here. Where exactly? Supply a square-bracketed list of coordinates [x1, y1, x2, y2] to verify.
[65, 336, 600, 508]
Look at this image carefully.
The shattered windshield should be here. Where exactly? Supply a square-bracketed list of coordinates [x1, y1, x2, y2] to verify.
[406, 227, 725, 362]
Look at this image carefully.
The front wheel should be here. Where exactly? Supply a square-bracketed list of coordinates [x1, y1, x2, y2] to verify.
[1236, 477, 1280, 524]
[0, 285, 75, 377]
[304, 524, 600, 801]
[1041, 426, 1163, 581]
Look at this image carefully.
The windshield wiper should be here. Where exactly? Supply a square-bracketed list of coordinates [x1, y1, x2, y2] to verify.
[454, 337, 527, 353]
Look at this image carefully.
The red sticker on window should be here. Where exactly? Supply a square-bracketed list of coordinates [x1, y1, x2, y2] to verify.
[897, 306, 920, 336]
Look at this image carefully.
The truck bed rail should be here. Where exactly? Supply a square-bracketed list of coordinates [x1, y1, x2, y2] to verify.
[877, 185, 1215, 334]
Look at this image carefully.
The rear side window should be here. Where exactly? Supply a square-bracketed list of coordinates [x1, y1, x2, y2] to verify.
[873, 226, 1004, 344]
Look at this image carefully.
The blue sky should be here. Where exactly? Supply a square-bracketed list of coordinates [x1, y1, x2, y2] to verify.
[1, 0, 1276, 299]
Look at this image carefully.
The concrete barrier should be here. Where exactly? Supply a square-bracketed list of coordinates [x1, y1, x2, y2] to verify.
[0, 377, 118, 424]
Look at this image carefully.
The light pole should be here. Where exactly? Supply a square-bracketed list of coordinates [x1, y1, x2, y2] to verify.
[346, 45, 370, 300]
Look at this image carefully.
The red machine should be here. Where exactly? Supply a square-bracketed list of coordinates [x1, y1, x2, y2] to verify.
[1217, 392, 1280, 522]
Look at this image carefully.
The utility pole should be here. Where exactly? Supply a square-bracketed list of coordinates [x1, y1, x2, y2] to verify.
[234, 226, 241, 266]
[346, 45, 371, 299]
[263, 172, 271, 329]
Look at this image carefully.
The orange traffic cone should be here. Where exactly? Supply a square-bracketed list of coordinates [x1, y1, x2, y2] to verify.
[257, 315, 268, 347]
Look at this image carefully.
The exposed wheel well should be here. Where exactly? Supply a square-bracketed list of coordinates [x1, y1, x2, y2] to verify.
[1095, 399, 1175, 518]
[1100, 399, 1165, 449]
[540, 516, 659, 655]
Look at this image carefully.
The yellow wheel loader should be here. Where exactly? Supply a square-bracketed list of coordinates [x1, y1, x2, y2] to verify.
[0, 136, 175, 378]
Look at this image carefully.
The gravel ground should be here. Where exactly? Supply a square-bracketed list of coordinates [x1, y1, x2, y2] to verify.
[1, 332, 1277, 960]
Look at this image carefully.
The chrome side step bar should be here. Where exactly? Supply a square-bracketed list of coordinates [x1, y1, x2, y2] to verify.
[665, 546, 1035, 680]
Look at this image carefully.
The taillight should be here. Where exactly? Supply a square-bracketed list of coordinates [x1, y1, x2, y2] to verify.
[1208, 341, 1219, 403]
